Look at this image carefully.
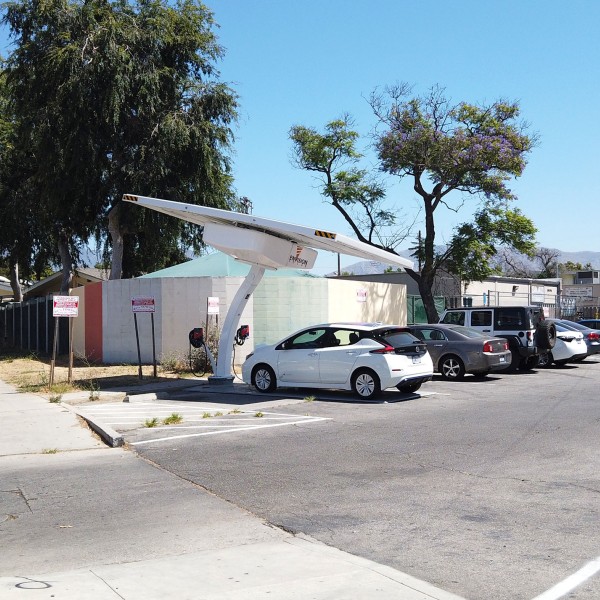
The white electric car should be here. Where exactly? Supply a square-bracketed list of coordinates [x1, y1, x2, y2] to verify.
[242, 323, 433, 399]
[537, 321, 587, 367]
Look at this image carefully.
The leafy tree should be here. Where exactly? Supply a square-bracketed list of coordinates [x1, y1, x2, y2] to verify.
[2, 0, 238, 288]
[291, 86, 538, 322]
[0, 67, 55, 299]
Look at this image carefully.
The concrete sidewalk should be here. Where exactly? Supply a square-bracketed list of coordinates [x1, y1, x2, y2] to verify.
[0, 379, 465, 599]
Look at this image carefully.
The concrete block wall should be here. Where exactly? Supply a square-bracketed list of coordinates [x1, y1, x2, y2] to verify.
[73, 275, 406, 368]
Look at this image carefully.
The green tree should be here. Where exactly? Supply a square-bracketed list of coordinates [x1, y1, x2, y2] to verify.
[291, 86, 537, 323]
[2, 0, 238, 288]
[0, 67, 54, 299]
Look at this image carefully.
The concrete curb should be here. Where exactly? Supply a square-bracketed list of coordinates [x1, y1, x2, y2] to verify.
[123, 392, 158, 403]
[62, 403, 124, 448]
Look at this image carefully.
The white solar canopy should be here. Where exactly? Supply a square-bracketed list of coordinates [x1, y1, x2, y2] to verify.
[123, 194, 413, 380]
[122, 194, 413, 270]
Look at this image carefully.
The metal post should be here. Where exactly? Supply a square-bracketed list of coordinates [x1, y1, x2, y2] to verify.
[68, 317, 74, 383]
[151, 313, 157, 378]
[134, 313, 143, 380]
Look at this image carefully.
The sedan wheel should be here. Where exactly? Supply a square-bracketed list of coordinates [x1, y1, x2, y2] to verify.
[439, 355, 465, 379]
[252, 364, 277, 393]
[397, 381, 422, 393]
[352, 369, 381, 400]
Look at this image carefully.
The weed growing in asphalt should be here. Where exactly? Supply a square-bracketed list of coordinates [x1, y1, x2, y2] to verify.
[202, 412, 212, 419]
[229, 408, 241, 414]
[304, 395, 316, 402]
[42, 448, 58, 454]
[144, 417, 159, 428]
[254, 411, 264, 418]
[214, 411, 223, 417]
[49, 394, 62, 403]
[163, 413, 183, 425]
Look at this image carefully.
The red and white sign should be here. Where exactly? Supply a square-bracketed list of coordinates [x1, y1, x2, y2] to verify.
[356, 288, 368, 303]
[207, 296, 220, 315]
[131, 296, 156, 313]
[53, 295, 79, 317]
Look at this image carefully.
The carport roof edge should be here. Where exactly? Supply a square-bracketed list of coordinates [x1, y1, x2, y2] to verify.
[122, 194, 414, 271]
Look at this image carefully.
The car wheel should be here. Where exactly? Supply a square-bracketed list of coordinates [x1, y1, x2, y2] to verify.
[397, 381, 422, 393]
[352, 369, 381, 399]
[252, 364, 277, 393]
[537, 352, 552, 368]
[471, 371, 490, 379]
[536, 321, 557, 350]
[519, 355, 540, 371]
[439, 355, 465, 379]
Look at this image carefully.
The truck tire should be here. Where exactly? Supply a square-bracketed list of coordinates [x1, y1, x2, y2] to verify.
[536, 321, 556, 350]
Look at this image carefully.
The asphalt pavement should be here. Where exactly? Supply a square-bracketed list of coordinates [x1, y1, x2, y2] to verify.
[0, 377, 465, 600]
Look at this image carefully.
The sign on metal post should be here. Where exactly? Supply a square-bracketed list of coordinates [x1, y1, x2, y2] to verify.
[131, 296, 157, 379]
[50, 296, 79, 386]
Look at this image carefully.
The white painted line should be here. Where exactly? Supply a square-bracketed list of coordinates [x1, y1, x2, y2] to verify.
[531, 556, 600, 600]
[131, 417, 330, 446]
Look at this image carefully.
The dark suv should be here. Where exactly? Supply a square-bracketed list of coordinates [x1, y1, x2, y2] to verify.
[438, 306, 556, 371]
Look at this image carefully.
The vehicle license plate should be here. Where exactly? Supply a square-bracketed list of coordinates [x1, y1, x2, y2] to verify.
[412, 356, 421, 364]
[499, 356, 506, 363]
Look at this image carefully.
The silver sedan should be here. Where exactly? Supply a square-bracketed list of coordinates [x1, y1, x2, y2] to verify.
[404, 324, 511, 379]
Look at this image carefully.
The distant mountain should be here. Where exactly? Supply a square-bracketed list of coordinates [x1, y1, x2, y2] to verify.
[331, 249, 600, 277]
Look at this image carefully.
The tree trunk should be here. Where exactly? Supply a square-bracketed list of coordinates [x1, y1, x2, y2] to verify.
[406, 268, 440, 323]
[108, 204, 124, 280]
[57, 231, 73, 294]
[8, 257, 23, 302]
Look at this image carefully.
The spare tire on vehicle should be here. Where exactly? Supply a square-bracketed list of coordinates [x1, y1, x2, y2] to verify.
[536, 321, 556, 350]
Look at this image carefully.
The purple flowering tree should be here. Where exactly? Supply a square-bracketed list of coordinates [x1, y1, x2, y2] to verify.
[372, 85, 537, 322]
[291, 85, 537, 323]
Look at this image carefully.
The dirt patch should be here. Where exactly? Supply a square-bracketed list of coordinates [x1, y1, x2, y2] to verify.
[0, 349, 191, 397]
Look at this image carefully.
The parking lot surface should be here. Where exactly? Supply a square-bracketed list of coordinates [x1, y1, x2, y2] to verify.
[115, 359, 600, 600]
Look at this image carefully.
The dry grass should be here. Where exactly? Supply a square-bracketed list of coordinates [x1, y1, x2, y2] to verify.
[0, 348, 188, 396]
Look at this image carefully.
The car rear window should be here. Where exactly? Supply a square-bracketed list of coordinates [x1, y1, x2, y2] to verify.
[376, 329, 420, 348]
[495, 308, 530, 330]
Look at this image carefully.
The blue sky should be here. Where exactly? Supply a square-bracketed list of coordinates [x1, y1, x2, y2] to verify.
[208, 0, 600, 273]
[2, 0, 599, 274]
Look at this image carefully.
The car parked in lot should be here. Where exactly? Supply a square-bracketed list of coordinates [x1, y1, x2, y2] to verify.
[438, 305, 556, 372]
[547, 319, 600, 359]
[403, 324, 511, 379]
[242, 323, 434, 399]
[578, 318, 600, 330]
[537, 321, 587, 367]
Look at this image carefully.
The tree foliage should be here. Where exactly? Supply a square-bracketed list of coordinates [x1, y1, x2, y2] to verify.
[291, 85, 537, 322]
[1, 0, 238, 288]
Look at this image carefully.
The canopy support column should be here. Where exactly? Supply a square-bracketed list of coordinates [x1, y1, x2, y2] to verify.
[209, 264, 266, 383]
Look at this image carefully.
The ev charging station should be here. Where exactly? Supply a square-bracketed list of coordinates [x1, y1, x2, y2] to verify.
[122, 194, 414, 383]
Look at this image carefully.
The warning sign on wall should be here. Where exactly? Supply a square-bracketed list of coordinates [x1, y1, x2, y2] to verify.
[53, 295, 79, 317]
[131, 296, 156, 313]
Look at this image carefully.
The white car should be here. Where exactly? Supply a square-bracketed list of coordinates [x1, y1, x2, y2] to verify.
[538, 322, 587, 367]
[242, 323, 434, 400]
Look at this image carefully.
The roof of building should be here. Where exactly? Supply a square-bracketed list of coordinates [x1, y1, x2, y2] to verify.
[140, 252, 321, 279]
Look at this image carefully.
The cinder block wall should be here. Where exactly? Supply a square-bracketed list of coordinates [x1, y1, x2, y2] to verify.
[74, 276, 406, 367]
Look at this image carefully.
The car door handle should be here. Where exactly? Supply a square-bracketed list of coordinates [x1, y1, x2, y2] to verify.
[346, 351, 357, 355]
[433, 344, 444, 347]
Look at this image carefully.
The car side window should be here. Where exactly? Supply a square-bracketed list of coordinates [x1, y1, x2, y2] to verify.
[331, 329, 360, 347]
[471, 311, 492, 327]
[495, 308, 525, 330]
[287, 328, 327, 349]
[441, 311, 465, 326]
[422, 328, 446, 341]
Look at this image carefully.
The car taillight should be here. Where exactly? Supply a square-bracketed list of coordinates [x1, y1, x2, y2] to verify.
[483, 342, 493, 353]
[588, 332, 600, 341]
[370, 344, 395, 354]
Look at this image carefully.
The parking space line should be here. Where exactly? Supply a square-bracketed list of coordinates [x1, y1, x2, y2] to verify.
[130, 417, 330, 446]
[531, 556, 600, 600]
